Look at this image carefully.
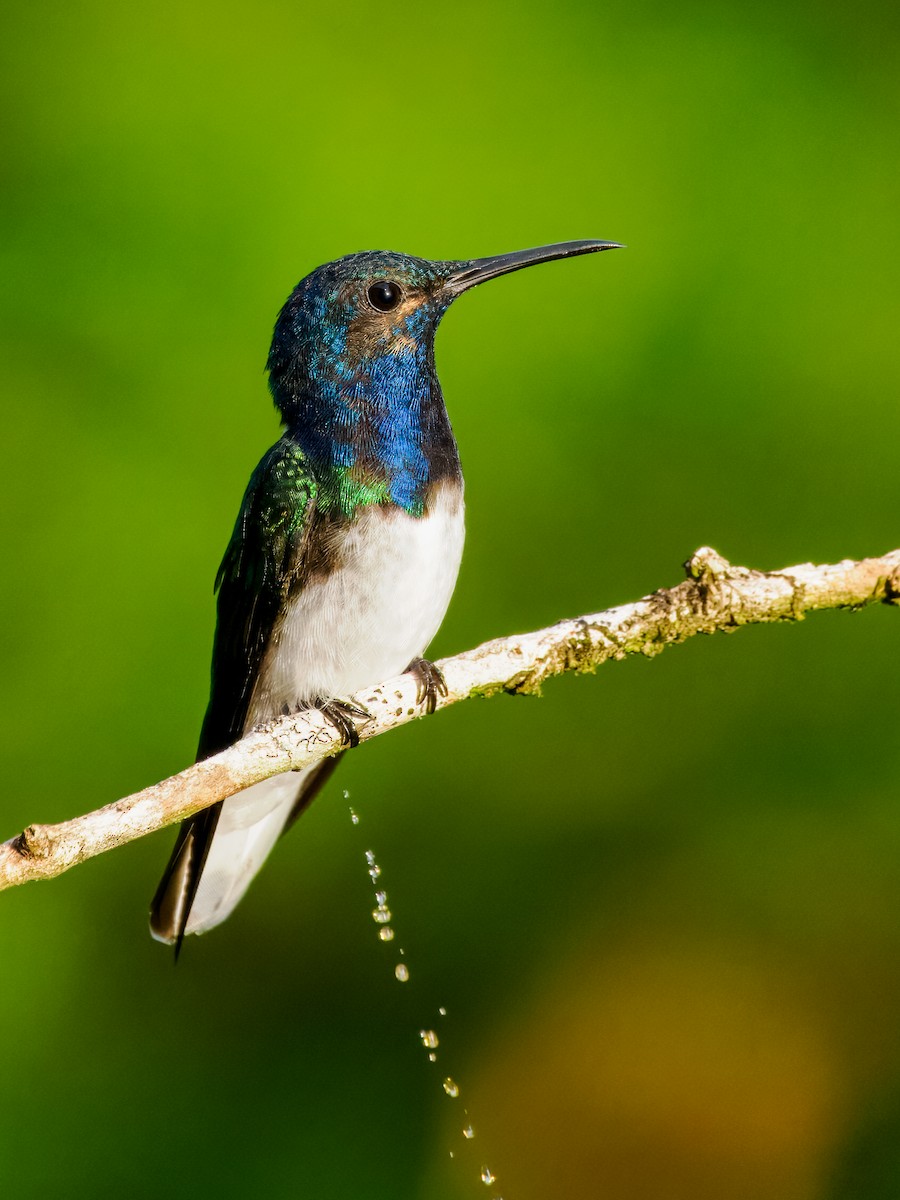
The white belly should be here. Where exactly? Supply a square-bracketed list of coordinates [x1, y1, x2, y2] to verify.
[247, 479, 465, 725]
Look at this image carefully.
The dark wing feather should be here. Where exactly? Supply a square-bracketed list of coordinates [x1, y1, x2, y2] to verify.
[198, 436, 318, 758]
[150, 436, 317, 949]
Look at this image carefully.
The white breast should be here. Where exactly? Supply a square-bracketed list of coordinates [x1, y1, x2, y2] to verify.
[248, 479, 465, 724]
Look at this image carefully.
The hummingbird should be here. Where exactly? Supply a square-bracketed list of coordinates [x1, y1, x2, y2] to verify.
[150, 239, 621, 950]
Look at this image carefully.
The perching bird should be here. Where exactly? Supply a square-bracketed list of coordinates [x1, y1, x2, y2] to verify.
[150, 240, 621, 950]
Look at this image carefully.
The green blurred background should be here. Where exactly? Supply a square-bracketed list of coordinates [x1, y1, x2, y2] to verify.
[1, 1, 898, 1196]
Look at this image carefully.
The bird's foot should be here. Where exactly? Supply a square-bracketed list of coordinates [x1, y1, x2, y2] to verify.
[406, 657, 448, 716]
[318, 698, 371, 749]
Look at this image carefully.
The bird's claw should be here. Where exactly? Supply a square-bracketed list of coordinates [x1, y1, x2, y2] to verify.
[406, 657, 448, 716]
[319, 698, 371, 748]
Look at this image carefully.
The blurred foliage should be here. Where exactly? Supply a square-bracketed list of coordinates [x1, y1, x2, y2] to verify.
[1, 0, 898, 1196]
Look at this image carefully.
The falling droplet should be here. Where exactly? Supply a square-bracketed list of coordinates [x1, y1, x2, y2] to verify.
[378, 926, 395, 942]
[372, 905, 392, 924]
[443, 1078, 460, 1098]
[365, 850, 376, 867]
[419, 1030, 439, 1050]
[463, 1124, 475, 1139]
[480, 1166, 496, 1186]
[428, 1052, 437, 1062]
[438, 1006, 447, 1017]
[375, 890, 387, 905]
[395, 963, 409, 982]
[343, 789, 350, 800]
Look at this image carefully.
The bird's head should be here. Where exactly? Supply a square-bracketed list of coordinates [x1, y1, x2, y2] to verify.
[266, 241, 621, 425]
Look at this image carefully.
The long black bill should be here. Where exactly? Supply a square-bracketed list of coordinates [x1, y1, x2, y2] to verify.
[446, 239, 623, 295]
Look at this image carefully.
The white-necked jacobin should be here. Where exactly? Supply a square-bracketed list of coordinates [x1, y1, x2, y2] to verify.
[150, 240, 621, 950]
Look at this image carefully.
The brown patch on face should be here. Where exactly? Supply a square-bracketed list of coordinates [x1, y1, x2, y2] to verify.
[388, 332, 418, 354]
[343, 283, 432, 361]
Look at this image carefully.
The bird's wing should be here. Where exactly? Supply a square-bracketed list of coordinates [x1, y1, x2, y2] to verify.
[198, 437, 318, 757]
[150, 436, 317, 949]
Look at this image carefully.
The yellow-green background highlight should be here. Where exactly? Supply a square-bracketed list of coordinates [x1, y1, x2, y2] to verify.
[1, 2, 898, 1197]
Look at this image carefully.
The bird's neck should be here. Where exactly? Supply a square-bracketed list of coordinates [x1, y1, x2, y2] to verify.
[277, 342, 460, 518]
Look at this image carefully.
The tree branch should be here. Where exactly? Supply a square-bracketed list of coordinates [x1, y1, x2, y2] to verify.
[3, 546, 899, 893]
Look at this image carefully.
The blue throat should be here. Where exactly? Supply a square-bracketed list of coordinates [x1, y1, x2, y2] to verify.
[267, 261, 461, 516]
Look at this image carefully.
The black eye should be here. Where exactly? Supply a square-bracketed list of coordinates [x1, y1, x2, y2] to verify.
[367, 280, 402, 312]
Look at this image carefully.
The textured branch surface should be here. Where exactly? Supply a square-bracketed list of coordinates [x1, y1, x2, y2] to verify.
[2, 546, 898, 893]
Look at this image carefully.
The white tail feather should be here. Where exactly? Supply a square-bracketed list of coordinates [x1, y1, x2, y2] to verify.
[184, 770, 310, 936]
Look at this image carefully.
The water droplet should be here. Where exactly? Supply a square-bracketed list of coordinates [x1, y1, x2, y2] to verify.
[365, 850, 376, 866]
[463, 1124, 475, 1139]
[368, 864, 381, 879]
[442, 1078, 460, 1098]
[343, 789, 351, 800]
[438, 1006, 447, 1017]
[480, 1165, 496, 1185]
[378, 926, 395, 942]
[373, 905, 392, 924]
[375, 890, 387, 905]
[428, 1052, 437, 1062]
[394, 963, 409, 982]
[419, 1030, 439, 1049]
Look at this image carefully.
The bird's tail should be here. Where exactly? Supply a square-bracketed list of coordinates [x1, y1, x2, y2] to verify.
[149, 759, 336, 949]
